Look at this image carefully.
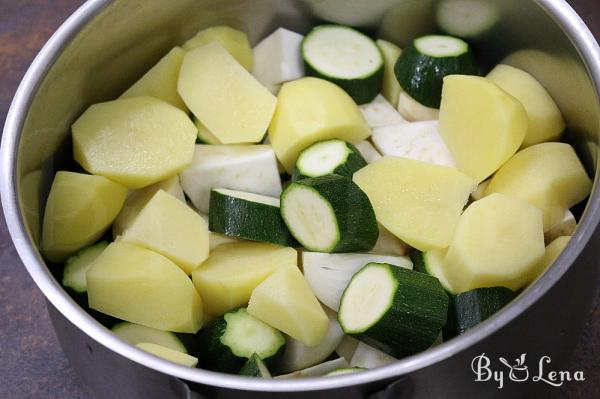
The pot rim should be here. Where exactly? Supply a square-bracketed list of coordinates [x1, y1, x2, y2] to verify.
[2, 0, 600, 392]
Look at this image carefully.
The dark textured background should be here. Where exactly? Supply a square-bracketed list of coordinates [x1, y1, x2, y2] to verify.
[0, 1, 598, 398]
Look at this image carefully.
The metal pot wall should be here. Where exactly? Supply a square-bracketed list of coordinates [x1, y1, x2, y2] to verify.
[1, 1, 599, 398]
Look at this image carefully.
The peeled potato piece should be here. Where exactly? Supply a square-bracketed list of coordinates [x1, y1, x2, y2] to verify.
[182, 26, 253, 71]
[72, 96, 197, 188]
[42, 171, 127, 262]
[438, 75, 528, 183]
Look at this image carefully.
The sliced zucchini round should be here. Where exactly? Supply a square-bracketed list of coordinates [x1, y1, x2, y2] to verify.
[62, 241, 108, 294]
[436, 0, 501, 39]
[410, 249, 457, 294]
[302, 25, 383, 104]
[394, 35, 479, 108]
[209, 188, 298, 246]
[292, 139, 367, 181]
[338, 262, 448, 357]
[281, 175, 379, 253]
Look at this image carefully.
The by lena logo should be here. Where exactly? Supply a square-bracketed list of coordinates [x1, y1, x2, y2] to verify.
[471, 353, 585, 389]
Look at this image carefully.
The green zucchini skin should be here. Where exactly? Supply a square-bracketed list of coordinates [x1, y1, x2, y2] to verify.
[239, 353, 272, 377]
[282, 175, 379, 253]
[198, 309, 285, 373]
[340, 263, 448, 358]
[394, 38, 479, 108]
[304, 61, 383, 105]
[443, 287, 517, 339]
[208, 190, 298, 247]
[292, 140, 367, 182]
[409, 249, 427, 274]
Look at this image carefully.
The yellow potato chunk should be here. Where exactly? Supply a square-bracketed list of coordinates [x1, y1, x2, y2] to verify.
[445, 193, 545, 293]
[532, 236, 571, 280]
[192, 242, 297, 315]
[182, 26, 253, 71]
[72, 96, 197, 188]
[42, 172, 127, 262]
[248, 264, 328, 347]
[120, 47, 188, 111]
[178, 43, 275, 144]
[120, 190, 209, 275]
[376, 39, 402, 107]
[439, 75, 528, 183]
[268, 77, 371, 172]
[353, 157, 476, 251]
[487, 64, 565, 147]
[113, 175, 185, 237]
[485, 142, 591, 230]
[87, 242, 203, 333]
[136, 343, 198, 367]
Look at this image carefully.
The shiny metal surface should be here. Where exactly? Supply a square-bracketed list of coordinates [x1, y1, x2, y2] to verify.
[1, 0, 599, 398]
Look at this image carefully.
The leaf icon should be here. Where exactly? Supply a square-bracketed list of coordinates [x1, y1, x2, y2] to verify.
[518, 353, 527, 366]
[499, 357, 511, 368]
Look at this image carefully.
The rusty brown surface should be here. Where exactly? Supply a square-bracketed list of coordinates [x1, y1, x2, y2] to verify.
[0, 1, 598, 398]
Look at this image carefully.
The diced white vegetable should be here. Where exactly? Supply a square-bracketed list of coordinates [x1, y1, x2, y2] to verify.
[370, 224, 409, 256]
[302, 252, 412, 311]
[544, 210, 576, 244]
[397, 92, 440, 121]
[252, 28, 305, 88]
[279, 308, 345, 373]
[371, 121, 456, 168]
[336, 336, 360, 362]
[359, 94, 407, 128]
[354, 140, 382, 164]
[275, 357, 349, 379]
[350, 342, 397, 369]
[179, 145, 282, 213]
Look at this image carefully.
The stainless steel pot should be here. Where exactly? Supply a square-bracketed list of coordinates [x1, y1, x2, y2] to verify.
[2, 1, 599, 398]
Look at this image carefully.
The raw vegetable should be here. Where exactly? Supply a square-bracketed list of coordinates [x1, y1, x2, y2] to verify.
[112, 175, 185, 237]
[136, 343, 198, 367]
[209, 189, 296, 246]
[485, 142, 591, 230]
[533, 236, 571, 280]
[252, 27, 305, 87]
[350, 342, 397, 369]
[199, 308, 285, 373]
[209, 232, 243, 250]
[410, 249, 456, 293]
[191, 242, 296, 316]
[120, 190, 209, 275]
[21, 170, 42, 245]
[62, 241, 109, 294]
[327, 367, 366, 376]
[394, 35, 479, 108]
[276, 358, 349, 379]
[248, 264, 329, 347]
[487, 64, 565, 146]
[436, 0, 501, 39]
[444, 193, 545, 293]
[302, 252, 412, 311]
[87, 242, 203, 333]
[302, 25, 383, 104]
[370, 224, 410, 257]
[376, 39, 402, 107]
[120, 47, 188, 111]
[112, 322, 187, 353]
[194, 118, 221, 145]
[72, 96, 196, 188]
[371, 121, 456, 168]
[438, 75, 528, 183]
[470, 179, 490, 201]
[358, 94, 406, 128]
[292, 139, 367, 181]
[268, 77, 372, 172]
[182, 26, 253, 71]
[279, 308, 345, 373]
[280, 175, 379, 252]
[353, 157, 476, 251]
[396, 92, 440, 122]
[179, 144, 282, 213]
[354, 141, 382, 164]
[545, 210, 576, 244]
[240, 353, 272, 378]
[338, 262, 448, 357]
[443, 287, 517, 339]
[178, 43, 276, 144]
[336, 336, 359, 362]
[42, 172, 127, 262]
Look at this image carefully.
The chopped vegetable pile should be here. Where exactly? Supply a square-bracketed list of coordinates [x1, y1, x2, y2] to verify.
[37, 20, 592, 378]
